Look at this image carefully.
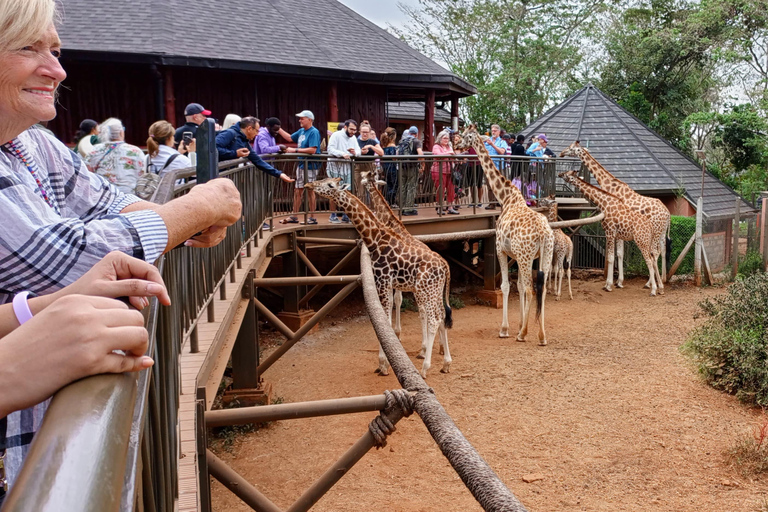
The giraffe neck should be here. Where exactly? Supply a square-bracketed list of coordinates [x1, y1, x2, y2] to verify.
[566, 175, 618, 211]
[580, 150, 627, 194]
[470, 137, 510, 204]
[545, 204, 558, 222]
[328, 188, 384, 247]
[364, 180, 402, 229]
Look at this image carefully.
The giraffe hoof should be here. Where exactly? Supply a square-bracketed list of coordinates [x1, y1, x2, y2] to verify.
[643, 283, 650, 289]
[420, 369, 429, 379]
[603, 286, 613, 292]
[416, 353, 426, 359]
[375, 367, 389, 376]
[499, 330, 510, 338]
[516, 337, 526, 343]
[616, 283, 624, 289]
[440, 364, 451, 374]
[658, 289, 665, 295]
[650, 291, 657, 297]
[539, 340, 548, 346]
[555, 295, 561, 301]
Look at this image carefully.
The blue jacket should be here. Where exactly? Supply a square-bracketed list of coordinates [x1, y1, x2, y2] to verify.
[215, 125, 282, 178]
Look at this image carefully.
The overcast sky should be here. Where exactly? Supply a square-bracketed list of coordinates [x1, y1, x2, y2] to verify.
[336, 0, 419, 32]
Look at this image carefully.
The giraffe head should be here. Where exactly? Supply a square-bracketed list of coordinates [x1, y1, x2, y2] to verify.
[359, 169, 386, 188]
[537, 194, 559, 221]
[559, 141, 587, 158]
[558, 170, 580, 185]
[453, 124, 482, 152]
[305, 177, 346, 200]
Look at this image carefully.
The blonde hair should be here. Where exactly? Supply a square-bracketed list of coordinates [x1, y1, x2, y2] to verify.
[0, 0, 57, 52]
[435, 129, 451, 146]
[222, 114, 241, 130]
[147, 120, 175, 157]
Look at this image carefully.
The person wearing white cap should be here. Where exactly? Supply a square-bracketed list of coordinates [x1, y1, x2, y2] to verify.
[283, 110, 321, 224]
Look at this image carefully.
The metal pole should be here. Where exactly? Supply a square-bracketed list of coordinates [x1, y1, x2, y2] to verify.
[253, 275, 360, 287]
[733, 197, 741, 277]
[285, 408, 406, 512]
[694, 197, 703, 287]
[206, 393, 396, 427]
[299, 246, 360, 307]
[296, 236, 357, 246]
[207, 450, 284, 512]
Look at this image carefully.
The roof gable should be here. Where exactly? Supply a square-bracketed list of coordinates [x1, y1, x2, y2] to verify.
[523, 84, 755, 219]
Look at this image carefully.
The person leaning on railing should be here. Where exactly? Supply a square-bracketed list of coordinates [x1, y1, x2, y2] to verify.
[0, 251, 172, 503]
[0, 0, 243, 491]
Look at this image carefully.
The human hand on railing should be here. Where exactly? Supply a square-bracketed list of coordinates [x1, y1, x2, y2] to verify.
[49, 251, 171, 311]
[278, 144, 287, 153]
[0, 295, 152, 417]
[280, 173, 295, 183]
[183, 178, 242, 248]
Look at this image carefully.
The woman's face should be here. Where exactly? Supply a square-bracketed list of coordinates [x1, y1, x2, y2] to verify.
[0, 24, 66, 129]
[440, 134, 450, 145]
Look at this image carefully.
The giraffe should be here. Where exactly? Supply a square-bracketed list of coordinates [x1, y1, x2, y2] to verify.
[455, 125, 555, 344]
[560, 141, 671, 287]
[538, 196, 573, 301]
[359, 169, 432, 345]
[305, 177, 453, 378]
[558, 170, 663, 296]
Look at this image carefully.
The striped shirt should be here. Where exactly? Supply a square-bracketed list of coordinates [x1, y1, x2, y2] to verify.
[0, 126, 169, 486]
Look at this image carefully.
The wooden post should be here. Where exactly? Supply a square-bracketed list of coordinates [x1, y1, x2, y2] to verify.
[694, 197, 703, 287]
[424, 89, 435, 150]
[451, 92, 460, 131]
[232, 270, 259, 390]
[732, 197, 741, 277]
[162, 67, 175, 124]
[763, 196, 768, 271]
[328, 82, 338, 123]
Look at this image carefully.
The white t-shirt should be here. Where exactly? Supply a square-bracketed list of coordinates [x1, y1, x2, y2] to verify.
[149, 144, 192, 176]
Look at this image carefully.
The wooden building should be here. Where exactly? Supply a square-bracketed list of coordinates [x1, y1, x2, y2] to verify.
[52, 0, 476, 149]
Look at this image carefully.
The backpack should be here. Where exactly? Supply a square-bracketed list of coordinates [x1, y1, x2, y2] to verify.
[396, 136, 416, 157]
[135, 153, 180, 200]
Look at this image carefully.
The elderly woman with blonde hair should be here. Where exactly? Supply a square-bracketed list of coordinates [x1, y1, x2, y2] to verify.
[0, 0, 245, 493]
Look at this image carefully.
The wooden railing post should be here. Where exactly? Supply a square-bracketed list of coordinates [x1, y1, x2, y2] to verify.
[732, 197, 741, 277]
[232, 269, 260, 390]
[694, 197, 703, 287]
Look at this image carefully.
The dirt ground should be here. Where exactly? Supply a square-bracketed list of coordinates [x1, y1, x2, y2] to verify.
[210, 276, 768, 511]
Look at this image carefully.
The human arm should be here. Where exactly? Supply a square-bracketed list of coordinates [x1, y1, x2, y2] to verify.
[0, 251, 171, 337]
[246, 151, 293, 182]
[256, 134, 281, 155]
[369, 143, 384, 157]
[327, 133, 348, 158]
[0, 295, 153, 418]
[215, 130, 239, 161]
[277, 127, 292, 142]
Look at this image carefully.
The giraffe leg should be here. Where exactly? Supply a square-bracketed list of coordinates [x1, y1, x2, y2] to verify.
[438, 324, 451, 373]
[643, 252, 658, 296]
[604, 238, 615, 292]
[652, 246, 664, 296]
[415, 292, 440, 378]
[537, 238, 553, 346]
[556, 258, 564, 301]
[516, 265, 533, 342]
[497, 247, 511, 338]
[616, 240, 625, 289]
[660, 233, 667, 284]
[393, 290, 402, 338]
[566, 244, 573, 300]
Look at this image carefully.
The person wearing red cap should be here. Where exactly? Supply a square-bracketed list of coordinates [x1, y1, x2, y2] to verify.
[173, 102, 211, 146]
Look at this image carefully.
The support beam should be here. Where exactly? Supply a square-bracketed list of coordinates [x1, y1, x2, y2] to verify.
[257, 281, 359, 375]
[253, 299, 295, 340]
[162, 67, 175, 124]
[694, 197, 703, 286]
[254, 275, 360, 287]
[285, 407, 406, 512]
[296, 247, 321, 277]
[667, 233, 695, 281]
[328, 82, 338, 124]
[296, 236, 357, 246]
[763, 196, 768, 271]
[424, 89, 436, 150]
[207, 450, 283, 512]
[300, 245, 360, 307]
[732, 197, 741, 277]
[206, 393, 400, 427]
[232, 270, 260, 390]
[451, 92, 460, 131]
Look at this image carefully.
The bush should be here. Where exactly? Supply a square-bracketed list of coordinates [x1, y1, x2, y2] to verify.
[738, 249, 765, 278]
[682, 273, 768, 405]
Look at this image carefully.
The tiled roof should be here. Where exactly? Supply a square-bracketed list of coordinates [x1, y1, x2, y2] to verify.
[387, 102, 452, 123]
[57, 0, 476, 95]
[523, 84, 755, 219]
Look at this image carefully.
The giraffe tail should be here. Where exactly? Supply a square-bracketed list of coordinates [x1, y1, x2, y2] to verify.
[535, 269, 545, 320]
[443, 267, 453, 329]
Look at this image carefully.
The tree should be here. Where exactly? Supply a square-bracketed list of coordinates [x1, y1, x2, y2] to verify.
[394, 0, 608, 131]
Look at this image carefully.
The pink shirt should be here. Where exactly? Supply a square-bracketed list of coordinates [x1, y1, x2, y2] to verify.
[431, 143, 455, 176]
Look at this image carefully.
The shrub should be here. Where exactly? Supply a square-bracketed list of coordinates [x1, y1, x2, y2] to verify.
[727, 414, 768, 476]
[738, 249, 765, 278]
[682, 273, 768, 405]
